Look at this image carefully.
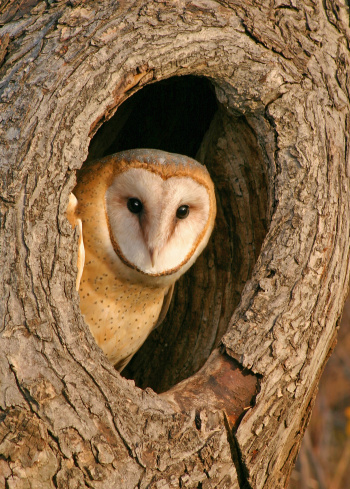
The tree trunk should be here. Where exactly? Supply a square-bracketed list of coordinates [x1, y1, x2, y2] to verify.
[1, 1, 350, 488]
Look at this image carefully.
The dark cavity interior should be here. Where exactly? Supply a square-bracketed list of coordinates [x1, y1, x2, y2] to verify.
[85, 75, 269, 393]
[87, 75, 217, 160]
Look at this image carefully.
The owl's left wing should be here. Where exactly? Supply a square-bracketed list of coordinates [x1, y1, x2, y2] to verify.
[154, 283, 175, 330]
[66, 193, 85, 291]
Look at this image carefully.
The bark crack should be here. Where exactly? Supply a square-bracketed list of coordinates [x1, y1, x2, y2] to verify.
[223, 412, 252, 489]
[8, 361, 39, 414]
[0, 11, 61, 93]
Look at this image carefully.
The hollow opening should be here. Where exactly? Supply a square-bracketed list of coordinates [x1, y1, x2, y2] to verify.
[82, 75, 269, 393]
[87, 76, 218, 160]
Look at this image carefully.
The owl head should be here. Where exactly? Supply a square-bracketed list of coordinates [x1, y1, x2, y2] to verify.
[78, 149, 216, 286]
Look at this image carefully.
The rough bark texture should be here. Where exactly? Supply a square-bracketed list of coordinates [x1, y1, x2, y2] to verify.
[1, 1, 350, 488]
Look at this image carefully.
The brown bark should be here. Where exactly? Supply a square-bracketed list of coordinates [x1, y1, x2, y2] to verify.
[1, 1, 350, 488]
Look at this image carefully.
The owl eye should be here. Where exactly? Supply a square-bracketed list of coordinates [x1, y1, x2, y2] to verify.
[176, 205, 190, 219]
[127, 198, 143, 214]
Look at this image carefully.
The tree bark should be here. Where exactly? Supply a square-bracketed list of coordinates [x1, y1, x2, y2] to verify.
[1, 1, 350, 488]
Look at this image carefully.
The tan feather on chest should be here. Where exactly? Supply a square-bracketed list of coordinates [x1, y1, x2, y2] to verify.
[67, 149, 216, 371]
[79, 230, 167, 371]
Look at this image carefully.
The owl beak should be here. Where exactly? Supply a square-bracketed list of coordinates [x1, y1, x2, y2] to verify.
[149, 247, 158, 268]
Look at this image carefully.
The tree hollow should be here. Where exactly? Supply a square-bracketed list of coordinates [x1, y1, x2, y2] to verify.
[81, 74, 269, 392]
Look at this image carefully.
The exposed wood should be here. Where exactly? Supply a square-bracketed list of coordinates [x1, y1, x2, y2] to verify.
[1, 1, 350, 488]
[162, 349, 258, 430]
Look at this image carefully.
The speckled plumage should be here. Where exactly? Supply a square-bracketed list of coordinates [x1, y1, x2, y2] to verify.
[68, 149, 216, 371]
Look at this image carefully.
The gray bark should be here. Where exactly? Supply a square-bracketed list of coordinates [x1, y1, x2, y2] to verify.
[1, 1, 350, 488]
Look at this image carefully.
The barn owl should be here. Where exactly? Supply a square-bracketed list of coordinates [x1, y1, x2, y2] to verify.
[67, 149, 216, 371]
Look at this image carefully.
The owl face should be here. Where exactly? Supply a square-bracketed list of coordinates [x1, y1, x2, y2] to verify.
[105, 165, 214, 281]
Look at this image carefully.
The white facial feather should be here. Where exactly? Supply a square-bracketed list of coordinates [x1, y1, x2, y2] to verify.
[105, 168, 211, 278]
